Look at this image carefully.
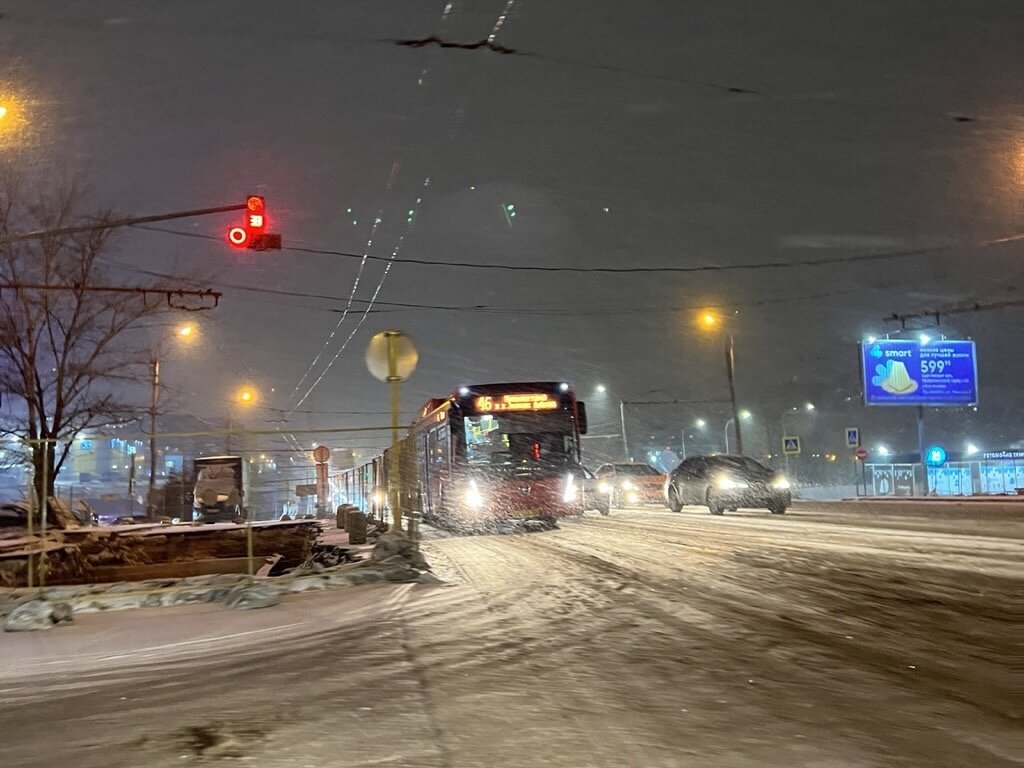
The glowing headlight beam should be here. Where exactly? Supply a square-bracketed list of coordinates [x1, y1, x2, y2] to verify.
[464, 480, 485, 509]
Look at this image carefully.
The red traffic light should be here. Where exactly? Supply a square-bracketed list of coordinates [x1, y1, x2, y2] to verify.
[227, 226, 248, 248]
[226, 194, 281, 250]
[246, 195, 266, 233]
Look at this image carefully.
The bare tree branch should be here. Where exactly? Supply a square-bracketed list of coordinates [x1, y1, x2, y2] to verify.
[0, 168, 209, 516]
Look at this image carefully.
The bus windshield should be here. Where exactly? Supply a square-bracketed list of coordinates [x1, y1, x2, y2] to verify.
[463, 412, 577, 467]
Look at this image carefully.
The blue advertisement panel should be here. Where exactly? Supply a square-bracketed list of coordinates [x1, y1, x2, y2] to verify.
[861, 339, 978, 406]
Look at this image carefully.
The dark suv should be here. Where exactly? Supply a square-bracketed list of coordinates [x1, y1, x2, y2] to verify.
[664, 455, 791, 515]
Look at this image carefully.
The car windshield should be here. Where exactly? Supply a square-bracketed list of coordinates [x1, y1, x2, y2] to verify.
[708, 456, 772, 476]
[614, 464, 660, 476]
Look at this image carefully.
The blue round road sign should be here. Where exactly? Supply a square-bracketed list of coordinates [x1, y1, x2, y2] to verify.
[925, 445, 947, 467]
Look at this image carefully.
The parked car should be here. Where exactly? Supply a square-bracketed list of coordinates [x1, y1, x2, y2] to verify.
[664, 455, 791, 515]
[594, 462, 666, 507]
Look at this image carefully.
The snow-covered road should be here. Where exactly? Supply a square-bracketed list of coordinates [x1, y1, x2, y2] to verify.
[2, 505, 1018, 767]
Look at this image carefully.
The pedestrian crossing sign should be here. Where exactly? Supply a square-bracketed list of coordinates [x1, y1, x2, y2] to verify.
[783, 436, 801, 456]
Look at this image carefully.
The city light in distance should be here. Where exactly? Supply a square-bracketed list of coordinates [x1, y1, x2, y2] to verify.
[695, 418, 706, 428]
[965, 442, 980, 456]
[596, 384, 607, 394]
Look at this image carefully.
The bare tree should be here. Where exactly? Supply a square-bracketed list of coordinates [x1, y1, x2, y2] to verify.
[0, 171, 186, 520]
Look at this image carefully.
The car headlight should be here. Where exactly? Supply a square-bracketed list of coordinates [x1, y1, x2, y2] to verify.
[772, 477, 791, 490]
[464, 480, 485, 509]
[715, 476, 747, 490]
[598, 481, 612, 494]
[621, 479, 636, 490]
[562, 474, 577, 503]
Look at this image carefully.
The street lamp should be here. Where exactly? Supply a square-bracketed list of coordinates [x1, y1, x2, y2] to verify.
[147, 322, 200, 514]
[724, 409, 752, 453]
[696, 310, 743, 454]
[965, 442, 980, 457]
[227, 384, 259, 453]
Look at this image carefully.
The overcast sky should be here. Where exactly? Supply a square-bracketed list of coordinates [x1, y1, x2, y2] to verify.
[2, 1, 1023, 457]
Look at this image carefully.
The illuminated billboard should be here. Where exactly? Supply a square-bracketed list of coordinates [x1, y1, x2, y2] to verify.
[861, 339, 978, 406]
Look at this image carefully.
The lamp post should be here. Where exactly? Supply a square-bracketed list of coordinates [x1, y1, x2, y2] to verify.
[697, 311, 743, 455]
[228, 385, 258, 454]
[147, 323, 197, 516]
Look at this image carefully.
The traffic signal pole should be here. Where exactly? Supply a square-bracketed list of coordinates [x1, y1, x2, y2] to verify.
[0, 203, 247, 245]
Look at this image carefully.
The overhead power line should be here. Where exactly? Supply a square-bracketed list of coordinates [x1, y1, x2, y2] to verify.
[886, 296, 1024, 326]
[0, 282, 221, 309]
[134, 223, 1024, 276]
[100, 256, 862, 316]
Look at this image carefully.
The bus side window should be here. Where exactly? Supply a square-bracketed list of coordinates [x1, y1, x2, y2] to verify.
[436, 429, 450, 471]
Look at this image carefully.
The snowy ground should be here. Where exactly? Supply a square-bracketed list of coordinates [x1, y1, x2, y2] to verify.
[1, 503, 1018, 767]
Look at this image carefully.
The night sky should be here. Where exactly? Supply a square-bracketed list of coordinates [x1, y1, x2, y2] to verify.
[2, 1, 1022, 461]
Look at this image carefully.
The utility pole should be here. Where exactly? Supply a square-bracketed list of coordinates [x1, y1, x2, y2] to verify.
[619, 400, 629, 461]
[725, 334, 744, 454]
[148, 357, 160, 517]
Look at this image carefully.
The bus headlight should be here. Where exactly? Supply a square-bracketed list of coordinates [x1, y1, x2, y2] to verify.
[598, 481, 612, 494]
[562, 474, 577, 503]
[621, 480, 636, 490]
[464, 480, 485, 509]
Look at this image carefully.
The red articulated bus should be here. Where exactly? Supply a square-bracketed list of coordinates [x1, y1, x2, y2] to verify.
[408, 381, 589, 531]
[336, 382, 590, 532]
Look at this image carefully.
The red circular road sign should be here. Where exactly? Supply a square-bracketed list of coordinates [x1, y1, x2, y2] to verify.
[855, 447, 869, 461]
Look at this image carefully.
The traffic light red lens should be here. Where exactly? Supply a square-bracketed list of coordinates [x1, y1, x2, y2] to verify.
[246, 195, 264, 212]
[227, 227, 248, 247]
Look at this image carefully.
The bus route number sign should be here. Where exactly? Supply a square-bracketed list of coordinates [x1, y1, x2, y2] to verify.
[474, 394, 558, 412]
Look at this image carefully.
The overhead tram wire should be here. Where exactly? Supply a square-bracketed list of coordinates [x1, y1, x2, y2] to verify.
[99, 255, 863, 316]
[132, 223, 1024, 276]
[289, 177, 432, 410]
[287, 206, 388, 404]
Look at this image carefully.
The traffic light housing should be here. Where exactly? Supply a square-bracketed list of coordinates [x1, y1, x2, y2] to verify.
[226, 194, 282, 250]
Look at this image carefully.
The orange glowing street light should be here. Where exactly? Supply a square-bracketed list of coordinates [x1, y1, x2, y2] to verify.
[698, 310, 720, 329]
[236, 385, 258, 406]
[695, 308, 743, 454]
[176, 322, 197, 340]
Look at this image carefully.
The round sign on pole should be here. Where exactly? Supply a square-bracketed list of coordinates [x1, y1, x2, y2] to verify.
[855, 447, 868, 461]
[366, 330, 418, 382]
[925, 444, 947, 467]
[312, 445, 331, 464]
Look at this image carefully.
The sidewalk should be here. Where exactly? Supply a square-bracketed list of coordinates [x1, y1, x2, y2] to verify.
[0, 582, 419, 689]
